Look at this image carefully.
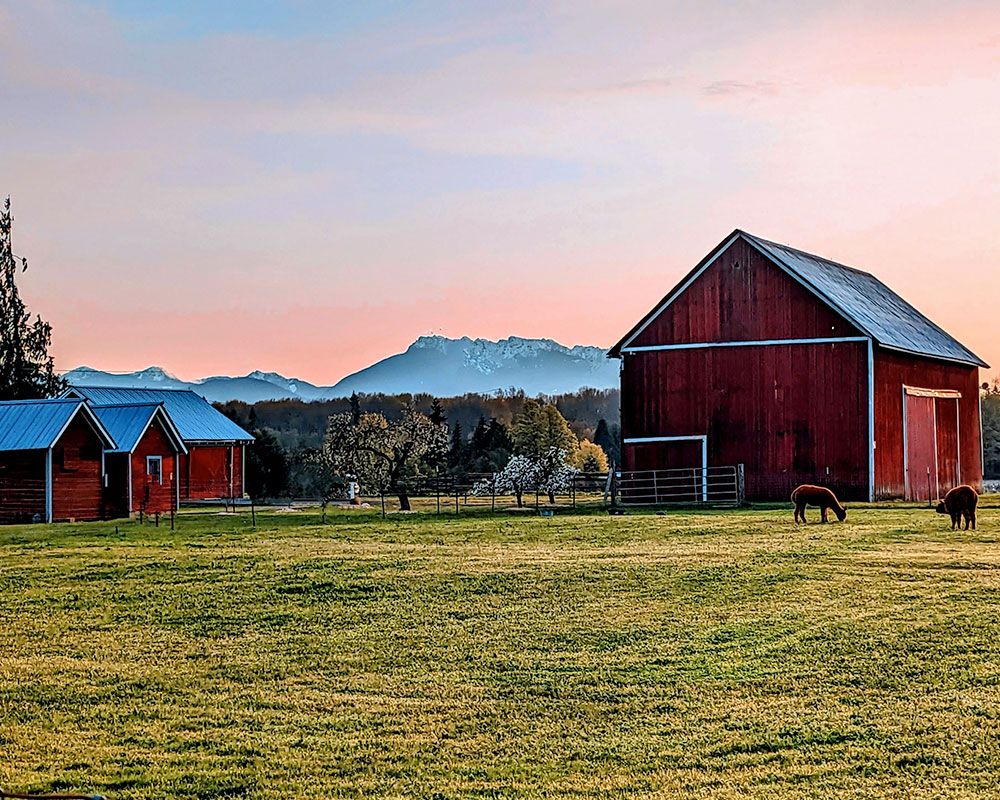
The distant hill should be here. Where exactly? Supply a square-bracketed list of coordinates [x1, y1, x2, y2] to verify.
[64, 336, 618, 403]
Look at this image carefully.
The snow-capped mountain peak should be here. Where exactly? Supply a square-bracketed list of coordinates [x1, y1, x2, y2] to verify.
[64, 336, 618, 403]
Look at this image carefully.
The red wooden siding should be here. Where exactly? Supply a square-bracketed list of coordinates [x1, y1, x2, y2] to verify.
[0, 451, 46, 523]
[621, 341, 869, 500]
[131, 419, 178, 514]
[182, 445, 243, 499]
[628, 238, 860, 348]
[935, 397, 960, 497]
[51, 414, 105, 522]
[873, 350, 982, 499]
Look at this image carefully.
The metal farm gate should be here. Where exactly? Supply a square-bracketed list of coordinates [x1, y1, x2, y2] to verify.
[615, 465, 745, 506]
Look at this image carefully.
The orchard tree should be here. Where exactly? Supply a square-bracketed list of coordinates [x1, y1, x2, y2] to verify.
[475, 454, 538, 508]
[535, 447, 577, 503]
[0, 197, 65, 399]
[319, 405, 447, 511]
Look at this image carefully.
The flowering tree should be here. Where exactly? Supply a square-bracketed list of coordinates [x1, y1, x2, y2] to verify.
[318, 405, 447, 510]
[474, 455, 538, 508]
[475, 447, 578, 507]
[535, 447, 577, 503]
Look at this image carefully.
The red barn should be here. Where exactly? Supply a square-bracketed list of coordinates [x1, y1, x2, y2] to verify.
[609, 230, 988, 502]
[64, 387, 253, 500]
[91, 403, 187, 516]
[0, 399, 116, 523]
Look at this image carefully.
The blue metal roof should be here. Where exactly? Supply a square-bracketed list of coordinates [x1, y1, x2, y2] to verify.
[0, 398, 117, 451]
[742, 232, 989, 368]
[65, 387, 253, 443]
[90, 403, 186, 454]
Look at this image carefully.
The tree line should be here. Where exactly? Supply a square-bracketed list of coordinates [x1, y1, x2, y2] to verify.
[220, 392, 623, 506]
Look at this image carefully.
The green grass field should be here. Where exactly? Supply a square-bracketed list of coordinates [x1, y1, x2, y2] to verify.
[3, 501, 1000, 799]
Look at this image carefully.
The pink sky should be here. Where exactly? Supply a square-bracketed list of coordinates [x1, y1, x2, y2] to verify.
[2, 1, 998, 384]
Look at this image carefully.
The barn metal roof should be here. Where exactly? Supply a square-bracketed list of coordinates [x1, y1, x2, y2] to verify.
[741, 232, 988, 368]
[0, 398, 117, 452]
[64, 387, 254, 443]
[91, 403, 188, 454]
[611, 229, 988, 368]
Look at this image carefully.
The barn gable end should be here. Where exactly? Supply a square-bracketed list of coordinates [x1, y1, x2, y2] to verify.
[622, 236, 862, 349]
[612, 229, 987, 502]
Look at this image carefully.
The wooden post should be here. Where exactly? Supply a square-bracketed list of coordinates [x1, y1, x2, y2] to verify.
[455, 487, 459, 515]
[572, 475, 576, 509]
[491, 474, 496, 513]
[381, 491, 386, 519]
[251, 499, 256, 528]
[436, 480, 441, 515]
[155, 511, 159, 527]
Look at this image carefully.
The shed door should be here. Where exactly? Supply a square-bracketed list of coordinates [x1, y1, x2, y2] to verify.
[903, 388, 962, 502]
[905, 394, 936, 501]
[935, 397, 960, 493]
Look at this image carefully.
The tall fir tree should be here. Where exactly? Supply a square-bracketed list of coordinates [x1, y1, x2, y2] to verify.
[0, 198, 65, 400]
[349, 392, 362, 426]
[594, 418, 619, 467]
[429, 398, 446, 426]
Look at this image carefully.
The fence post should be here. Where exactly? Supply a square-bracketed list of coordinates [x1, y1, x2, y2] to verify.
[491, 474, 496, 513]
[251, 499, 256, 528]
[155, 511, 159, 528]
[381, 491, 386, 519]
[737, 464, 746, 505]
[436, 480, 441, 515]
[653, 470, 659, 505]
[455, 487, 459, 515]
[535, 484, 539, 513]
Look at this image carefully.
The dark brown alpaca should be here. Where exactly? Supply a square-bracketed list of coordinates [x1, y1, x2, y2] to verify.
[791, 484, 847, 523]
[936, 485, 978, 530]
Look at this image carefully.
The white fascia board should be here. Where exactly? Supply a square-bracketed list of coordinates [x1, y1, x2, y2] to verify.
[622, 336, 869, 353]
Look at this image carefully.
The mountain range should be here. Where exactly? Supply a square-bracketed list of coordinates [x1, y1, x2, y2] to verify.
[64, 336, 619, 403]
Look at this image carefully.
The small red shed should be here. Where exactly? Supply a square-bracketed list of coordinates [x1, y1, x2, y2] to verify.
[65, 387, 253, 500]
[91, 403, 187, 516]
[609, 230, 989, 502]
[0, 398, 116, 523]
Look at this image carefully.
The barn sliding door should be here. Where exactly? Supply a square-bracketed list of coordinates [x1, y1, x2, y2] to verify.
[903, 386, 962, 502]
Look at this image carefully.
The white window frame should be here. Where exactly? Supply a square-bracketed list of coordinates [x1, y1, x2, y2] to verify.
[146, 455, 163, 485]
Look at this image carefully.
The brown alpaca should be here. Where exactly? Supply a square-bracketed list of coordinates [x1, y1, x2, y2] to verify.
[936, 485, 978, 530]
[791, 484, 847, 523]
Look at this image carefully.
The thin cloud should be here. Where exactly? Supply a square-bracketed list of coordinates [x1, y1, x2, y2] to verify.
[561, 77, 674, 98]
[702, 79, 779, 98]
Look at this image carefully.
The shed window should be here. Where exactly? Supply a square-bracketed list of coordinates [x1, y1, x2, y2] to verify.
[146, 456, 162, 484]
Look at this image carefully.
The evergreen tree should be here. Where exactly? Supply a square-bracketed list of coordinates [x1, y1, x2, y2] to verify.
[0, 198, 65, 400]
[245, 428, 288, 499]
[594, 418, 619, 467]
[429, 398, 446, 426]
[448, 422, 465, 470]
[349, 392, 362, 426]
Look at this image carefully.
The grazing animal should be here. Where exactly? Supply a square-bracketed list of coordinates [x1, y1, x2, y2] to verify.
[936, 485, 978, 530]
[791, 484, 847, 523]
